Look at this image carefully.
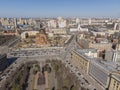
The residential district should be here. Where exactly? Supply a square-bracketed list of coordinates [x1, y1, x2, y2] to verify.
[0, 17, 120, 90]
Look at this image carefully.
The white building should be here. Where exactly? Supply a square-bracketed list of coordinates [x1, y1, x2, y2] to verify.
[47, 20, 57, 28]
[91, 31, 106, 36]
[70, 24, 88, 32]
[76, 18, 80, 24]
[105, 50, 120, 63]
[76, 48, 98, 58]
[88, 18, 92, 25]
[57, 17, 67, 28]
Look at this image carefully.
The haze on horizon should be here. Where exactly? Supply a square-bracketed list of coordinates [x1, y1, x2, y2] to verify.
[0, 0, 120, 18]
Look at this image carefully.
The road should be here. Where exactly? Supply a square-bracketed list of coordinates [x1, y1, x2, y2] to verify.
[8, 47, 65, 58]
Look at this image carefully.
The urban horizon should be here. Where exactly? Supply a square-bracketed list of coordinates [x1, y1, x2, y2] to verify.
[0, 1, 120, 90]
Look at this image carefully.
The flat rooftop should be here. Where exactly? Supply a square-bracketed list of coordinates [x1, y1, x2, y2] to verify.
[73, 49, 98, 63]
[91, 60, 120, 74]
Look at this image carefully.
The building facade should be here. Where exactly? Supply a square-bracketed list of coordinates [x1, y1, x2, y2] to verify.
[79, 39, 112, 51]
[105, 50, 120, 63]
[51, 29, 67, 35]
[57, 17, 67, 28]
[109, 74, 120, 90]
[89, 43, 112, 51]
[71, 49, 98, 74]
[47, 20, 57, 28]
[71, 51, 89, 74]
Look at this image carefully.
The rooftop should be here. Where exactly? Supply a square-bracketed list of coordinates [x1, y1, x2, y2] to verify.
[74, 48, 120, 74]
[91, 60, 120, 74]
[112, 73, 120, 82]
[76, 48, 98, 53]
[73, 48, 98, 61]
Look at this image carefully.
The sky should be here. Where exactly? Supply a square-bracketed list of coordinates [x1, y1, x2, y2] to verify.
[0, 0, 120, 18]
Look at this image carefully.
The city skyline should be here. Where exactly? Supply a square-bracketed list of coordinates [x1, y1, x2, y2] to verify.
[0, 0, 120, 18]
[1, 3, 120, 89]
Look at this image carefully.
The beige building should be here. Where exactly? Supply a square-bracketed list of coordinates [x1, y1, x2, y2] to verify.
[21, 31, 39, 39]
[71, 51, 89, 74]
[79, 39, 112, 51]
[0, 18, 14, 26]
[51, 29, 67, 35]
[71, 49, 97, 74]
[89, 43, 112, 51]
[109, 74, 120, 90]
[78, 18, 109, 25]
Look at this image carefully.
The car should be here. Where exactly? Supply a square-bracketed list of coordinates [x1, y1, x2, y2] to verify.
[83, 78, 89, 84]
[77, 73, 81, 75]
[66, 60, 68, 62]
[81, 75, 84, 78]
[70, 70, 73, 73]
